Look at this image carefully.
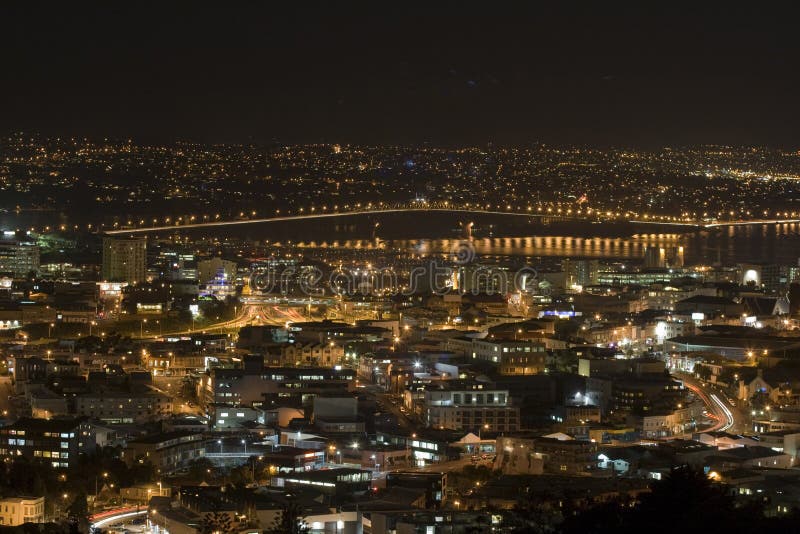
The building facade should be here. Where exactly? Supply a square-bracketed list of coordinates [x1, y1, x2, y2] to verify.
[0, 239, 39, 277]
[0, 417, 94, 469]
[0, 496, 45, 526]
[470, 339, 546, 375]
[417, 382, 519, 432]
[102, 236, 147, 283]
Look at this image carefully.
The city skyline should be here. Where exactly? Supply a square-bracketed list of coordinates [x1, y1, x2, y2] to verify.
[3, 6, 800, 534]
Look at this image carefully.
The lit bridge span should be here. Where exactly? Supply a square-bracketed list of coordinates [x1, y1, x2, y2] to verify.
[104, 204, 800, 235]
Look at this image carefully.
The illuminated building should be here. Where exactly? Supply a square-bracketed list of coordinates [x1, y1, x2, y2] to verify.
[470, 339, 546, 375]
[102, 236, 147, 283]
[0, 417, 94, 469]
[417, 381, 519, 432]
[740, 262, 786, 293]
[0, 496, 45, 526]
[0, 238, 39, 277]
[197, 257, 236, 284]
[562, 258, 600, 288]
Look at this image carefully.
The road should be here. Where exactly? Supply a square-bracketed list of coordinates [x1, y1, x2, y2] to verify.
[677, 373, 748, 434]
[150, 376, 205, 417]
[90, 508, 148, 531]
[360, 383, 416, 430]
[140, 302, 307, 339]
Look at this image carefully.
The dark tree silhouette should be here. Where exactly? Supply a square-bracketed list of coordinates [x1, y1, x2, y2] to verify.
[66, 491, 89, 534]
[266, 496, 309, 534]
[199, 511, 234, 534]
[559, 465, 792, 534]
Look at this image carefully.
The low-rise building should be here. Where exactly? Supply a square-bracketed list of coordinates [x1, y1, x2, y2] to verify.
[74, 387, 173, 424]
[122, 431, 205, 471]
[0, 417, 94, 468]
[277, 468, 372, 498]
[200, 363, 355, 410]
[0, 496, 45, 526]
[279, 342, 344, 367]
[469, 339, 546, 375]
[494, 435, 598, 475]
[414, 381, 519, 432]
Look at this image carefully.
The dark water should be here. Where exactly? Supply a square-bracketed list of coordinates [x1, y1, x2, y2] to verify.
[190, 212, 800, 265]
[4, 211, 800, 265]
[397, 223, 800, 265]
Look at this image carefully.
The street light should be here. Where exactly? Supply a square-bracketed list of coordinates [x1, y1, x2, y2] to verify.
[241, 439, 247, 454]
[94, 472, 109, 509]
[217, 439, 223, 453]
[251, 455, 261, 481]
[151, 509, 168, 532]
[140, 318, 148, 338]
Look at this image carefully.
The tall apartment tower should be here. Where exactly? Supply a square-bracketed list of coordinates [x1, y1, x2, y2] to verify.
[102, 236, 147, 283]
[563, 259, 600, 288]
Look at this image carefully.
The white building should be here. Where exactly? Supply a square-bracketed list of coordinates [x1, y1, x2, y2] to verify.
[419, 382, 519, 431]
[0, 496, 44, 526]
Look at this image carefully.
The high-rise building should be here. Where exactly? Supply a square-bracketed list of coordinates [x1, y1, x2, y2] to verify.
[102, 236, 147, 283]
[562, 259, 599, 288]
[0, 238, 39, 277]
[643, 246, 684, 269]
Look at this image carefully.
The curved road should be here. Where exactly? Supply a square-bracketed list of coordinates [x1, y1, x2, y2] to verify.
[678, 373, 747, 434]
[90, 508, 148, 530]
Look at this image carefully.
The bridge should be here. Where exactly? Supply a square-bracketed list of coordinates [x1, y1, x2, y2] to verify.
[103, 202, 800, 235]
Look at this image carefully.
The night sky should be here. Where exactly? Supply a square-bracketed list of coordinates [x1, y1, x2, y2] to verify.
[1, 4, 799, 147]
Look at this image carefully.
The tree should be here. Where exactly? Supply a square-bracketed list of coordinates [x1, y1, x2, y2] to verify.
[266, 496, 309, 534]
[66, 491, 89, 534]
[560, 465, 779, 534]
[199, 511, 234, 534]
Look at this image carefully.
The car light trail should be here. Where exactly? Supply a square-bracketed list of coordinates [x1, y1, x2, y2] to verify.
[709, 394, 735, 431]
[91, 509, 147, 529]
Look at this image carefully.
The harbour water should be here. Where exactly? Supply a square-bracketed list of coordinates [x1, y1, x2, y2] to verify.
[4, 210, 800, 265]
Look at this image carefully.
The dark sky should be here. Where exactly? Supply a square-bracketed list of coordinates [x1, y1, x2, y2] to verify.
[1, 4, 799, 147]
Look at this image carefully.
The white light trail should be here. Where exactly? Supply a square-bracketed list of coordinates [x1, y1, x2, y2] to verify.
[709, 394, 735, 431]
[91, 510, 147, 528]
